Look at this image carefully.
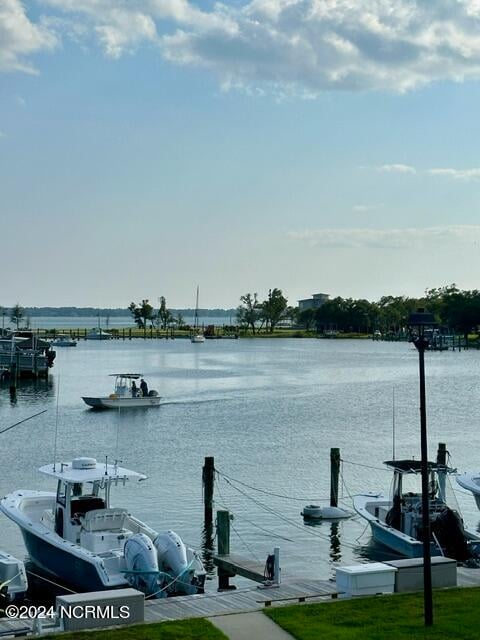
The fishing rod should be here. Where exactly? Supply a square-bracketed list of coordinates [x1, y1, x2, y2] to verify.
[0, 409, 47, 436]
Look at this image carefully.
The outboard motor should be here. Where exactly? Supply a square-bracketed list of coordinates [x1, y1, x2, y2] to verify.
[432, 507, 471, 562]
[154, 530, 198, 595]
[124, 533, 160, 596]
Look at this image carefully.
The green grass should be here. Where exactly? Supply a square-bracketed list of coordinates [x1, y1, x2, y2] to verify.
[51, 618, 227, 640]
[265, 588, 480, 640]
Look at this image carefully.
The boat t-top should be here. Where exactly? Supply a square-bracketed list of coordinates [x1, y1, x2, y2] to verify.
[0, 457, 205, 597]
[353, 459, 480, 561]
[82, 374, 161, 409]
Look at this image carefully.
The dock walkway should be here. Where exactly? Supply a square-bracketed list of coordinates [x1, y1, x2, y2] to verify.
[144, 578, 338, 622]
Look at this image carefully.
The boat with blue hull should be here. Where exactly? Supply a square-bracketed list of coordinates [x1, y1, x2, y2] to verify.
[353, 459, 480, 561]
[0, 457, 205, 597]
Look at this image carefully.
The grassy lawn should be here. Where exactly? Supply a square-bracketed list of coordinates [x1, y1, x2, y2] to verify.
[265, 588, 480, 640]
[51, 618, 227, 640]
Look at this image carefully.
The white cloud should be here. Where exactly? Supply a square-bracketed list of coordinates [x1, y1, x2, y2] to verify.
[428, 167, 480, 181]
[0, 0, 57, 73]
[289, 225, 480, 250]
[376, 164, 416, 174]
[6, 1, 480, 97]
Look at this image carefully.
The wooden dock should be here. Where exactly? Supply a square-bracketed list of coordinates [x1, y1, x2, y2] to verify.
[213, 554, 266, 584]
[144, 578, 339, 622]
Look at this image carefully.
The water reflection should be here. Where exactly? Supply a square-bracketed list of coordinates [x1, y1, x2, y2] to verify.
[303, 519, 343, 564]
[201, 522, 216, 577]
[0, 376, 54, 404]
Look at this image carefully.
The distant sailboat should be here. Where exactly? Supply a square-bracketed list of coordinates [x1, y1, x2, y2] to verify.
[191, 286, 205, 343]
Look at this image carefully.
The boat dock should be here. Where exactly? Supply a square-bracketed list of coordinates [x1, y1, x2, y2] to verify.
[145, 578, 338, 621]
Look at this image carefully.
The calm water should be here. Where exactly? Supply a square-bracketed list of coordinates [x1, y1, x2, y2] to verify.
[1, 338, 480, 589]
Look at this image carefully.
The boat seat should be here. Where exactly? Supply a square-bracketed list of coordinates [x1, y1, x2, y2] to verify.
[82, 508, 128, 532]
[71, 497, 105, 518]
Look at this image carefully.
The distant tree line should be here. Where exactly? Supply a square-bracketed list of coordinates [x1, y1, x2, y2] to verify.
[5, 284, 480, 339]
[8, 306, 237, 318]
[296, 285, 480, 339]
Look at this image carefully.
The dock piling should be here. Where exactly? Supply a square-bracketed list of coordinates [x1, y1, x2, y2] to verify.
[330, 448, 341, 508]
[203, 456, 215, 529]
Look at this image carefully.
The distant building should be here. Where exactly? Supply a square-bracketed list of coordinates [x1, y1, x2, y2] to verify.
[298, 293, 329, 311]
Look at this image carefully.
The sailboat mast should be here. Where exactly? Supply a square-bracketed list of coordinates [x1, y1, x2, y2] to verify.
[195, 286, 199, 329]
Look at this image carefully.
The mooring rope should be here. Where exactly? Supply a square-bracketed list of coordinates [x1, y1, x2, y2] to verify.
[216, 468, 330, 503]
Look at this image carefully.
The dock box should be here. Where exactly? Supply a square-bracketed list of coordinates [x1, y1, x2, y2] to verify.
[56, 588, 144, 631]
[336, 563, 397, 597]
[384, 556, 457, 592]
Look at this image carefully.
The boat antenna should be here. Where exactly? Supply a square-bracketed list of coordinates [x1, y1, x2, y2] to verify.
[105, 455, 108, 476]
[392, 386, 396, 461]
[0, 409, 47, 436]
[53, 375, 60, 472]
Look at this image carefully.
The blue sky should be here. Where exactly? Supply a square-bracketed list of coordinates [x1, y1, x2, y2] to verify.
[1, 0, 480, 308]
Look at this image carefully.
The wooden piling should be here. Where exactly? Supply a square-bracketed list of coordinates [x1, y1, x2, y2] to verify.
[330, 448, 341, 508]
[437, 442, 447, 466]
[203, 456, 215, 529]
[217, 510, 235, 590]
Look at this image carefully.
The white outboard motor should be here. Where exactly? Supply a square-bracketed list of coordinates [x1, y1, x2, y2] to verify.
[124, 533, 159, 597]
[154, 530, 198, 595]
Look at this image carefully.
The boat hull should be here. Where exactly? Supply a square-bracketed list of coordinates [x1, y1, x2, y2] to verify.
[82, 396, 161, 409]
[21, 528, 107, 592]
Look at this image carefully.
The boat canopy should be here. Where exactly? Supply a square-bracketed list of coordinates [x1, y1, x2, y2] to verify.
[384, 459, 453, 473]
[109, 373, 143, 379]
[39, 457, 147, 484]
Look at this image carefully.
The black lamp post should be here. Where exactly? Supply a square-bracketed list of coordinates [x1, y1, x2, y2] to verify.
[408, 308, 436, 627]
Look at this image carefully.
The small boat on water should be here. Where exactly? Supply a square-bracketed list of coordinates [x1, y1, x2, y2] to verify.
[82, 374, 161, 409]
[353, 459, 480, 561]
[0, 457, 206, 597]
[86, 328, 112, 341]
[52, 334, 77, 347]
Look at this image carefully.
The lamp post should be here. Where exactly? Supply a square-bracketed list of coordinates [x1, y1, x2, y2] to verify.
[408, 308, 436, 627]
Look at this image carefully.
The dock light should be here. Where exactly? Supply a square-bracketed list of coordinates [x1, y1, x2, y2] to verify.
[407, 308, 437, 627]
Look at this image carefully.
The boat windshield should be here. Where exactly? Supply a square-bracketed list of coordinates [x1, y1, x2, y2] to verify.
[393, 470, 439, 499]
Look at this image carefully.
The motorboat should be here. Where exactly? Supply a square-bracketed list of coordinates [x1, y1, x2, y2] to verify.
[86, 328, 112, 341]
[0, 457, 206, 597]
[190, 286, 205, 343]
[51, 334, 77, 347]
[82, 374, 161, 409]
[456, 473, 480, 510]
[353, 459, 480, 561]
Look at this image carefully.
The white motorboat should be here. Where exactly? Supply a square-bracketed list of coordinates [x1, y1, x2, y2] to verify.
[86, 328, 112, 340]
[456, 472, 480, 510]
[0, 457, 205, 597]
[82, 374, 161, 409]
[52, 334, 77, 347]
[190, 286, 205, 343]
[353, 459, 480, 560]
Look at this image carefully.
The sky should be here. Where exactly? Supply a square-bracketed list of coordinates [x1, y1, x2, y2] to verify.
[1, 0, 480, 309]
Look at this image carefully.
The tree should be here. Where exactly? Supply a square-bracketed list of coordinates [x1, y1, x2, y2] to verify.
[158, 296, 173, 330]
[261, 288, 288, 333]
[128, 300, 154, 334]
[298, 308, 315, 331]
[176, 312, 185, 329]
[237, 293, 261, 334]
[10, 303, 24, 330]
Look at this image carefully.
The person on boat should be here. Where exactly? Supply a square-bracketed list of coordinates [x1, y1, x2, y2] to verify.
[131, 380, 138, 397]
[140, 378, 148, 397]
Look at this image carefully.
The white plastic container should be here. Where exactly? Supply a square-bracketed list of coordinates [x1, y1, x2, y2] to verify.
[336, 562, 397, 597]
